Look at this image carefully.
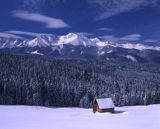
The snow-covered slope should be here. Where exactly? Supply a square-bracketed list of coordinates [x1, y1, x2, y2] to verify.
[27, 50, 44, 55]
[125, 55, 137, 62]
[0, 105, 159, 129]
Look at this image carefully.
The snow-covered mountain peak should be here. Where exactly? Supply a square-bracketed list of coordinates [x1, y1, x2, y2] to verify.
[58, 33, 94, 47]
[21, 34, 57, 47]
[91, 38, 110, 47]
[66, 33, 78, 39]
[37, 34, 56, 41]
[91, 38, 100, 42]
[1, 33, 160, 63]
[0, 37, 24, 48]
[58, 33, 78, 45]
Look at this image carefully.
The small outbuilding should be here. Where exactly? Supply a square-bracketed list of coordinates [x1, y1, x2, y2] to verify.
[93, 98, 115, 113]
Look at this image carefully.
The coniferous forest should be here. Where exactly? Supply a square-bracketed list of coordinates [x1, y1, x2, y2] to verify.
[0, 54, 160, 108]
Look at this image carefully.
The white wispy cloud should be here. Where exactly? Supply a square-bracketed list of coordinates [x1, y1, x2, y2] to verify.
[88, 0, 159, 20]
[0, 32, 24, 39]
[100, 34, 141, 42]
[120, 43, 160, 51]
[6, 30, 53, 37]
[119, 34, 141, 41]
[12, 10, 70, 29]
[144, 39, 158, 43]
[97, 27, 112, 31]
[75, 32, 93, 36]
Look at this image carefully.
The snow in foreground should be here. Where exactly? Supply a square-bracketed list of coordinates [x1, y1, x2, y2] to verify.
[0, 105, 160, 129]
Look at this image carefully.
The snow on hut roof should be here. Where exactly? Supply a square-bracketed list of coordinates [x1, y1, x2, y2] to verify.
[96, 98, 115, 109]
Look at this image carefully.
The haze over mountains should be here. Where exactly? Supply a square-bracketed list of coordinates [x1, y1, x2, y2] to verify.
[0, 33, 160, 63]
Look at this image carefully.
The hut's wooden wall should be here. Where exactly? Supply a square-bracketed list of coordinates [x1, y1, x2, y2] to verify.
[93, 103, 97, 113]
[101, 108, 114, 113]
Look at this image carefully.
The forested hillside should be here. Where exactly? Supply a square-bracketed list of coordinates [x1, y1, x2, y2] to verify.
[0, 54, 159, 107]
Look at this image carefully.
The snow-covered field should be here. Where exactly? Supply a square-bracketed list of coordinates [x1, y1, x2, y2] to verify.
[0, 105, 160, 129]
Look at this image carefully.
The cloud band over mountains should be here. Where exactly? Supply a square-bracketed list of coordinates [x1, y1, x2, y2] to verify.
[101, 34, 141, 42]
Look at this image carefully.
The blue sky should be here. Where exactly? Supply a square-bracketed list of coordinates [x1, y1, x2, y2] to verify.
[0, 0, 160, 43]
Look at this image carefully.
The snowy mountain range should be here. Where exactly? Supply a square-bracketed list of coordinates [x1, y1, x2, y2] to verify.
[0, 33, 160, 63]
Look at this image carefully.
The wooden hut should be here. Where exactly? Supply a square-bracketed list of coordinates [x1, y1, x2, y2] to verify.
[93, 98, 115, 113]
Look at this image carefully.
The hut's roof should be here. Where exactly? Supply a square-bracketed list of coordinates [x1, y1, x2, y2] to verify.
[96, 98, 115, 109]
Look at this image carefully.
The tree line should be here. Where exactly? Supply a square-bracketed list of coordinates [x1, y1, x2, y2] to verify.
[0, 54, 159, 108]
